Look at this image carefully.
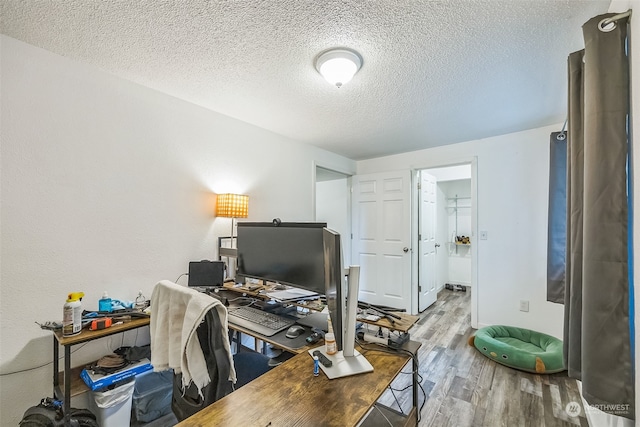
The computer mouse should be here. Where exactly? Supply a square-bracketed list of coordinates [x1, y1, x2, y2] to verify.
[285, 325, 306, 339]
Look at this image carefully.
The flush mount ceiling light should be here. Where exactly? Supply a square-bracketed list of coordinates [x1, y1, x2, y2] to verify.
[315, 48, 362, 88]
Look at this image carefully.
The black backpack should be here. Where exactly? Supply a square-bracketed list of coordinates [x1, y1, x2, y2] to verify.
[19, 398, 98, 427]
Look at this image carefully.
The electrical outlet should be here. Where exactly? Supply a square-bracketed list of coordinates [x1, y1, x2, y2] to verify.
[519, 300, 529, 312]
[480, 231, 488, 240]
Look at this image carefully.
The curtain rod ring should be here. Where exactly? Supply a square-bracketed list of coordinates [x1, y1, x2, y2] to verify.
[598, 18, 617, 32]
[557, 118, 567, 140]
[599, 10, 632, 33]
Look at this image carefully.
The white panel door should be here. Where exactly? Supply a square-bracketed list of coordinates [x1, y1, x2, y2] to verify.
[352, 170, 411, 311]
[419, 171, 438, 311]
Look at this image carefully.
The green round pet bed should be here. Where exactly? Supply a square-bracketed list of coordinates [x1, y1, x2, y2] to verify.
[468, 325, 565, 374]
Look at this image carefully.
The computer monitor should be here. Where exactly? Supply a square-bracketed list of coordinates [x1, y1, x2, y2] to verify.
[188, 260, 225, 288]
[323, 227, 344, 351]
[236, 222, 327, 294]
[237, 222, 372, 378]
[316, 228, 373, 378]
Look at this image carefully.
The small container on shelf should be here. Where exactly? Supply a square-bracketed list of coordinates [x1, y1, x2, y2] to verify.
[99, 291, 112, 312]
[455, 235, 471, 245]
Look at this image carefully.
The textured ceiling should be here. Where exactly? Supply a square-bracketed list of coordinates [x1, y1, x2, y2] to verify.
[1, 0, 610, 160]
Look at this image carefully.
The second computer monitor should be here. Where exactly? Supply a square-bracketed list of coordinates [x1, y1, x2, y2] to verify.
[188, 260, 225, 288]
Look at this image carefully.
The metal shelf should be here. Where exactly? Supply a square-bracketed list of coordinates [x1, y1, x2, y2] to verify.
[447, 195, 471, 249]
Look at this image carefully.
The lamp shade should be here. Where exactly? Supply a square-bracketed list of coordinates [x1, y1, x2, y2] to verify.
[315, 48, 362, 88]
[216, 193, 249, 218]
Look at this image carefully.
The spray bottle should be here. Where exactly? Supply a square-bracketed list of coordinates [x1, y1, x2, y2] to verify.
[63, 292, 84, 337]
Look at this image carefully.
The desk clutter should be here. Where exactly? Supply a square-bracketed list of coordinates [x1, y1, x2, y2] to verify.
[81, 352, 152, 391]
[222, 280, 326, 310]
[200, 280, 418, 356]
[38, 290, 150, 337]
[83, 365, 172, 426]
[19, 397, 98, 427]
[38, 279, 420, 427]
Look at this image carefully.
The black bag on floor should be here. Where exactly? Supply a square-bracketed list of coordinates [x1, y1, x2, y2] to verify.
[19, 397, 98, 427]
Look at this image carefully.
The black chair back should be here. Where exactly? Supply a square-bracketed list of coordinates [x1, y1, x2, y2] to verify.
[171, 308, 233, 421]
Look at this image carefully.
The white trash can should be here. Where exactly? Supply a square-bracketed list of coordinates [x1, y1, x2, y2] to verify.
[90, 379, 135, 427]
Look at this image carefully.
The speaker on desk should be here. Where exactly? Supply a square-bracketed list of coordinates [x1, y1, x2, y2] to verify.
[188, 260, 225, 288]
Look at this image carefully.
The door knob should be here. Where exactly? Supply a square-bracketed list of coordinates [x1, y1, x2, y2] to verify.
[403, 247, 409, 253]
[435, 243, 441, 248]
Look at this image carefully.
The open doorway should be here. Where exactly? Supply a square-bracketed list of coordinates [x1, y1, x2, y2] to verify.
[314, 165, 352, 266]
[417, 163, 476, 326]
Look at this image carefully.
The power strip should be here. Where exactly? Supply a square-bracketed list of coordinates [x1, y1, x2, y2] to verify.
[388, 332, 410, 349]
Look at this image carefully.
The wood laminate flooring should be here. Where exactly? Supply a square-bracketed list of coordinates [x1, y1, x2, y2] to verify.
[370, 288, 588, 427]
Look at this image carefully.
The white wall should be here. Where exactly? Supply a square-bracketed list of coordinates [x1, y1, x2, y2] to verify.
[423, 165, 473, 292]
[0, 35, 355, 426]
[436, 182, 449, 290]
[315, 177, 351, 266]
[428, 164, 472, 182]
[441, 179, 472, 243]
[440, 179, 472, 286]
[357, 124, 565, 338]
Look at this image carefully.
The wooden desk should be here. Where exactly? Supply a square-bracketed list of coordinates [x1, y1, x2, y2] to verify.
[227, 310, 418, 355]
[226, 302, 419, 373]
[213, 290, 422, 425]
[358, 312, 419, 333]
[228, 322, 313, 354]
[52, 317, 150, 426]
[220, 283, 418, 333]
[216, 290, 315, 354]
[177, 341, 421, 427]
[221, 282, 326, 312]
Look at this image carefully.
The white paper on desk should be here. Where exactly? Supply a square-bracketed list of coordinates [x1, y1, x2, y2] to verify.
[265, 288, 318, 301]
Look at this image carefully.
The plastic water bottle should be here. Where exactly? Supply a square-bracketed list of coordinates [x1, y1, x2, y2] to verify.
[98, 291, 112, 312]
[134, 290, 146, 311]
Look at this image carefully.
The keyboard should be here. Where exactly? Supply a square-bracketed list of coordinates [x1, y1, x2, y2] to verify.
[227, 306, 296, 337]
[189, 286, 214, 293]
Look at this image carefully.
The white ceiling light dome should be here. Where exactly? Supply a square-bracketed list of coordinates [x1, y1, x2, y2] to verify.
[315, 48, 363, 88]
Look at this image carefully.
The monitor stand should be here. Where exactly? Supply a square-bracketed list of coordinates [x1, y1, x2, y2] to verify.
[308, 348, 374, 379]
[307, 265, 373, 378]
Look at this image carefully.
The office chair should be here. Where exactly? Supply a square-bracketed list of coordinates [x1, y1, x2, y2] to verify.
[170, 307, 230, 421]
[171, 308, 275, 421]
[150, 281, 273, 422]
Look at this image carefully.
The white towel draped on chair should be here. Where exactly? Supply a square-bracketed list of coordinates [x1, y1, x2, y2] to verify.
[150, 280, 236, 394]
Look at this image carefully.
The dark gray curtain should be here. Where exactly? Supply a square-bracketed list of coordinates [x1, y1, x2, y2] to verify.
[564, 13, 634, 420]
[547, 131, 567, 303]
